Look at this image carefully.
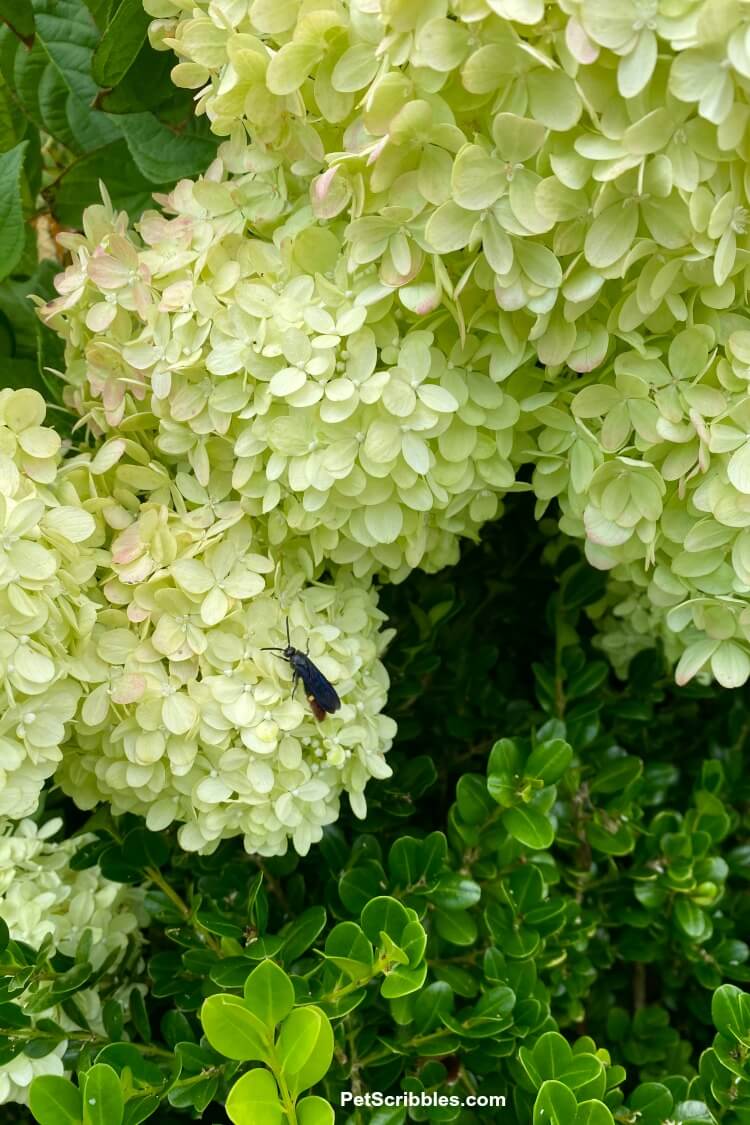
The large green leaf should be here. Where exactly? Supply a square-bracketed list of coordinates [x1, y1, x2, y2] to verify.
[47, 139, 156, 225]
[0, 141, 28, 282]
[32, 0, 100, 102]
[0, 0, 34, 43]
[92, 0, 150, 88]
[118, 112, 218, 183]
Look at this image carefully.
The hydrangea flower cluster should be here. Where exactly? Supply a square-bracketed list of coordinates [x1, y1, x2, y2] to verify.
[0, 817, 144, 1105]
[127, 0, 750, 689]
[58, 440, 396, 854]
[31, 0, 750, 873]
[0, 382, 396, 854]
[142, 0, 750, 369]
[0, 389, 100, 819]
[42, 189, 532, 580]
[527, 321, 750, 689]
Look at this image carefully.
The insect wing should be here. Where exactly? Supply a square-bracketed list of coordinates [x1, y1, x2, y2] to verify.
[308, 696, 327, 722]
[297, 654, 341, 714]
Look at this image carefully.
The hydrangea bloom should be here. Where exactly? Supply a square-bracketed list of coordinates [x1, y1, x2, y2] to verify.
[42, 189, 530, 580]
[0, 817, 145, 1105]
[49, 441, 396, 855]
[0, 389, 100, 819]
[142, 0, 750, 373]
[0, 382, 396, 853]
[526, 321, 750, 689]
[129, 0, 750, 690]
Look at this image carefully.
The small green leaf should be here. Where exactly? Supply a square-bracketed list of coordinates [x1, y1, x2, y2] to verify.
[525, 739, 573, 785]
[243, 960, 295, 1031]
[414, 982, 454, 1033]
[201, 994, 270, 1062]
[360, 897, 410, 944]
[297, 1096, 335, 1125]
[534, 1080, 577, 1125]
[82, 1064, 124, 1125]
[503, 806, 555, 850]
[226, 1069, 283, 1125]
[276, 1006, 334, 1096]
[674, 899, 710, 942]
[29, 1076, 83, 1125]
[575, 1102, 614, 1125]
[712, 984, 750, 1045]
[281, 907, 327, 964]
[323, 921, 374, 980]
[428, 874, 482, 911]
[381, 962, 428, 999]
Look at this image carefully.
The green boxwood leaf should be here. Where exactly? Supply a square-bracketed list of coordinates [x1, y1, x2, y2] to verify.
[525, 739, 573, 785]
[575, 1102, 614, 1125]
[29, 1076, 83, 1125]
[296, 1096, 335, 1125]
[503, 806, 555, 850]
[381, 962, 428, 999]
[712, 984, 750, 1044]
[323, 921, 374, 980]
[414, 982, 454, 1033]
[533, 1080, 577, 1125]
[243, 960, 295, 1030]
[360, 897, 410, 944]
[82, 1064, 124, 1125]
[200, 994, 270, 1062]
[226, 1069, 283, 1125]
[276, 1006, 334, 1096]
[281, 906, 327, 964]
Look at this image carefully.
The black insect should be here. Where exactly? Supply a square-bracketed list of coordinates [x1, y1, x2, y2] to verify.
[262, 619, 341, 721]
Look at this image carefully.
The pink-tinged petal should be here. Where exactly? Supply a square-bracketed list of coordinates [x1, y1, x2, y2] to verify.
[367, 135, 389, 165]
[313, 166, 339, 202]
[111, 524, 143, 565]
[86, 302, 118, 332]
[111, 673, 146, 704]
[566, 17, 599, 64]
[159, 279, 193, 311]
[132, 280, 153, 319]
[109, 233, 140, 270]
[119, 555, 156, 584]
[88, 251, 131, 290]
[54, 264, 86, 295]
[311, 167, 350, 219]
[101, 382, 126, 412]
[127, 603, 150, 623]
[41, 294, 79, 319]
[105, 400, 127, 427]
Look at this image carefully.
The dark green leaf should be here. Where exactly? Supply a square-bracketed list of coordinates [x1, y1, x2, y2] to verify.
[0, 141, 28, 281]
[118, 112, 218, 183]
[92, 0, 149, 87]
